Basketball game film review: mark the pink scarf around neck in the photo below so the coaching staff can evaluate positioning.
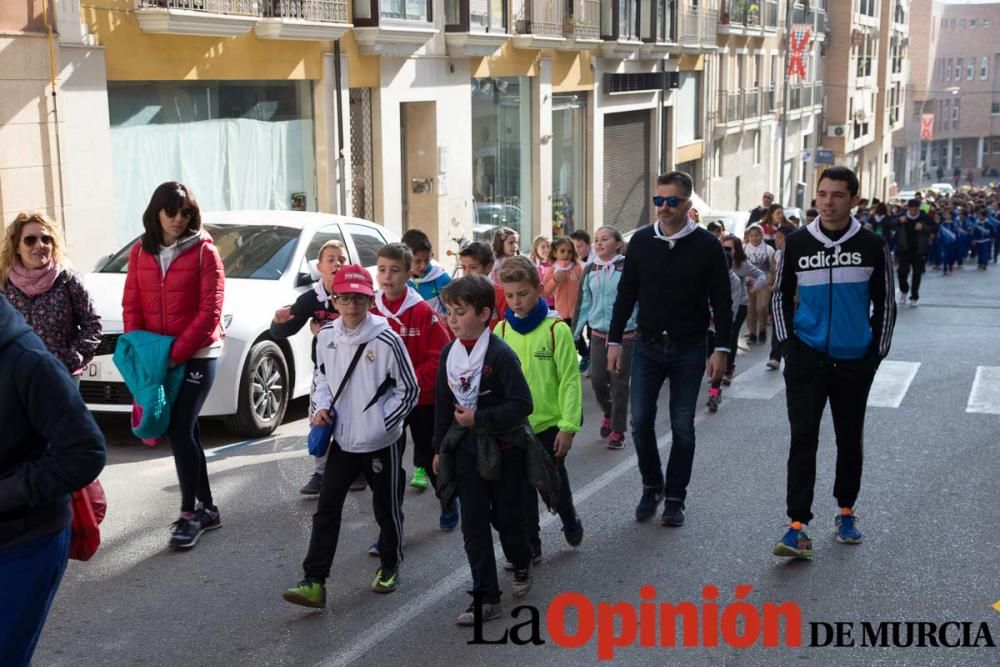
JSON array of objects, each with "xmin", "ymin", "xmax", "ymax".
[{"xmin": 8, "ymin": 259, "xmax": 60, "ymax": 297}]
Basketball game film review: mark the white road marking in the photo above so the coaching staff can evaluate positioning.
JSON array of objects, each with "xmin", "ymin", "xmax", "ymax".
[
  {"xmin": 867, "ymin": 360, "xmax": 921, "ymax": 408},
  {"xmin": 966, "ymin": 366, "xmax": 1000, "ymax": 414},
  {"xmin": 319, "ymin": 413, "xmax": 709, "ymax": 667},
  {"xmin": 725, "ymin": 361, "xmax": 786, "ymax": 400}
]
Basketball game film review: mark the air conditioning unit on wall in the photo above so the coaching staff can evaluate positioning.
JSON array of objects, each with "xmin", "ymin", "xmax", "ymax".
[{"xmin": 827, "ymin": 124, "xmax": 848, "ymax": 138}]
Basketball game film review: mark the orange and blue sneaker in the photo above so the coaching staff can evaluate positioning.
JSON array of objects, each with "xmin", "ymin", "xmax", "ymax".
[
  {"xmin": 772, "ymin": 521, "xmax": 813, "ymax": 559},
  {"xmin": 835, "ymin": 510, "xmax": 862, "ymax": 544}
]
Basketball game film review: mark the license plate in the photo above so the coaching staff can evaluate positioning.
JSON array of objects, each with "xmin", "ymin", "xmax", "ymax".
[{"xmin": 85, "ymin": 361, "xmax": 101, "ymax": 379}]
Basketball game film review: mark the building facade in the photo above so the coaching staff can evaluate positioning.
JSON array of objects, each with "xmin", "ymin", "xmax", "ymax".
[
  {"xmin": 2, "ymin": 1, "xmax": 911, "ymax": 271},
  {"xmin": 707, "ymin": 0, "xmax": 827, "ymax": 210},
  {"xmin": 897, "ymin": 0, "xmax": 1000, "ymax": 187},
  {"xmin": 0, "ymin": 0, "xmax": 117, "ymax": 270},
  {"xmin": 822, "ymin": 0, "xmax": 908, "ymax": 202}
]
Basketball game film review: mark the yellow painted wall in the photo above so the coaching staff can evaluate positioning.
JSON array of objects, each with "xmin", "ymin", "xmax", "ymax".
[
  {"xmin": 676, "ymin": 141, "xmax": 704, "ymax": 163},
  {"xmin": 552, "ymin": 51, "xmax": 594, "ymax": 93},
  {"xmin": 82, "ymin": 1, "xmax": 327, "ymax": 80},
  {"xmin": 471, "ymin": 42, "xmax": 538, "ymax": 79},
  {"xmin": 678, "ymin": 54, "xmax": 704, "ymax": 72},
  {"xmin": 341, "ymin": 32, "xmax": 379, "ymax": 89}
]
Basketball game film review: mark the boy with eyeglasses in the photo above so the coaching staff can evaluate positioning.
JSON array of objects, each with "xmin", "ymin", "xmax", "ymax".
[{"xmin": 282, "ymin": 265, "xmax": 418, "ymax": 608}]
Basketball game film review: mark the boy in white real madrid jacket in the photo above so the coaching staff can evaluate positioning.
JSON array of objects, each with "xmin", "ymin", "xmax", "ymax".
[{"xmin": 283, "ymin": 265, "xmax": 418, "ymax": 609}]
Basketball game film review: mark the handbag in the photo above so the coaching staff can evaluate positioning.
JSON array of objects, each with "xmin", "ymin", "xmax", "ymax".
[
  {"xmin": 307, "ymin": 343, "xmax": 367, "ymax": 458},
  {"xmin": 69, "ymin": 480, "xmax": 107, "ymax": 561}
]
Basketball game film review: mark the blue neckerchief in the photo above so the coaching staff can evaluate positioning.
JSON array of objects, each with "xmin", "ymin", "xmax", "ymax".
[{"xmin": 504, "ymin": 298, "xmax": 550, "ymax": 335}]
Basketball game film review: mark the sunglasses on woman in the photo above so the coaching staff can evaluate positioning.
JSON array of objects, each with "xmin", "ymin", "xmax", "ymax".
[
  {"xmin": 164, "ymin": 207, "xmax": 194, "ymax": 219},
  {"xmin": 652, "ymin": 195, "xmax": 688, "ymax": 208},
  {"xmin": 22, "ymin": 234, "xmax": 54, "ymax": 247}
]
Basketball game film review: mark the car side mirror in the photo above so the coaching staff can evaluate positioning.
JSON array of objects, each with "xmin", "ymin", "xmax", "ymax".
[{"xmin": 296, "ymin": 272, "xmax": 313, "ymax": 288}]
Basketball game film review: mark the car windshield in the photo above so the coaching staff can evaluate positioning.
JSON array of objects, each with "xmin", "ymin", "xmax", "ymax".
[{"xmin": 99, "ymin": 224, "xmax": 300, "ymax": 280}]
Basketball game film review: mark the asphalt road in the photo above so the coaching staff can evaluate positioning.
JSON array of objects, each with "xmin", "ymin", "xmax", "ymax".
[{"xmin": 35, "ymin": 261, "xmax": 1000, "ymax": 667}]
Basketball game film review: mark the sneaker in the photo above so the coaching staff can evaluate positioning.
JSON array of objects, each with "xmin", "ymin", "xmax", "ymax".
[
  {"xmin": 299, "ymin": 473, "xmax": 323, "ymax": 496},
  {"xmin": 194, "ymin": 504, "xmax": 222, "ymax": 532},
  {"xmin": 456, "ymin": 601, "xmax": 503, "ymax": 626},
  {"xmin": 721, "ymin": 372, "xmax": 733, "ymax": 387},
  {"xmin": 835, "ymin": 512, "xmax": 863, "ymax": 544},
  {"xmin": 409, "ymin": 467, "xmax": 429, "ymax": 490},
  {"xmin": 579, "ymin": 356, "xmax": 590, "ymax": 375},
  {"xmin": 350, "ymin": 474, "xmax": 367, "ymax": 492},
  {"xmin": 909, "ymin": 298, "xmax": 919, "ymax": 308},
  {"xmin": 898, "ymin": 291, "xmax": 908, "ymax": 305},
  {"xmin": 563, "ymin": 518, "xmax": 584, "ymax": 547},
  {"xmin": 772, "ymin": 523, "xmax": 814, "ymax": 559},
  {"xmin": 759, "ymin": 330, "xmax": 767, "ymax": 344},
  {"xmin": 607, "ymin": 432, "xmax": 625, "ymax": 450},
  {"xmin": 766, "ymin": 358, "xmax": 781, "ymax": 370},
  {"xmin": 504, "ymin": 547, "xmax": 542, "ymax": 572},
  {"xmin": 368, "ymin": 540, "xmax": 380, "ymax": 557},
  {"xmin": 168, "ymin": 515, "xmax": 204, "ymax": 549},
  {"xmin": 660, "ymin": 500, "xmax": 685, "ymax": 527},
  {"xmin": 747, "ymin": 334, "xmax": 758, "ymax": 345},
  {"xmin": 439, "ymin": 500, "xmax": 460, "ymax": 532},
  {"xmin": 282, "ymin": 579, "xmax": 326, "ymax": 608},
  {"xmin": 371, "ymin": 566, "xmax": 399, "ymax": 593},
  {"xmin": 706, "ymin": 388, "xmax": 721, "ymax": 413},
  {"xmin": 599, "ymin": 415, "xmax": 612, "ymax": 438},
  {"xmin": 635, "ymin": 487, "xmax": 664, "ymax": 523},
  {"xmin": 511, "ymin": 567, "xmax": 532, "ymax": 598}
]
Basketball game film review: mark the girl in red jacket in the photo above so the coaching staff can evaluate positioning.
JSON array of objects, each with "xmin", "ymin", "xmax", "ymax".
[{"xmin": 123, "ymin": 182, "xmax": 225, "ymax": 550}]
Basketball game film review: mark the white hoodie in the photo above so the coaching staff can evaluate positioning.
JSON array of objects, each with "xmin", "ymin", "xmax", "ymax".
[{"xmin": 311, "ymin": 314, "xmax": 419, "ymax": 454}]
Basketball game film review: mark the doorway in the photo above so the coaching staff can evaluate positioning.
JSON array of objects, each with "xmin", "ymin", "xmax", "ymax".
[{"xmin": 400, "ymin": 101, "xmax": 438, "ymax": 247}]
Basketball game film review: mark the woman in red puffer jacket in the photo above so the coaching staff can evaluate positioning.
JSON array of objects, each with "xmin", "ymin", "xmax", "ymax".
[{"xmin": 122, "ymin": 181, "xmax": 224, "ymax": 550}]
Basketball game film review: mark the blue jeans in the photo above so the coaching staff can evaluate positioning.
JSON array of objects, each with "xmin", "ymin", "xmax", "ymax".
[
  {"xmin": 0, "ymin": 526, "xmax": 71, "ymax": 666},
  {"xmin": 629, "ymin": 336, "xmax": 706, "ymax": 505}
]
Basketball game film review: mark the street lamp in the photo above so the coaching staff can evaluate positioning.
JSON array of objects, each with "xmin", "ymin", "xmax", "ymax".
[{"xmin": 917, "ymin": 86, "xmax": 959, "ymax": 187}]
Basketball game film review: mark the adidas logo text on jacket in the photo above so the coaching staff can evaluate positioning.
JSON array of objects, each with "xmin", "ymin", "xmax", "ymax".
[{"xmin": 772, "ymin": 219, "xmax": 896, "ymax": 360}]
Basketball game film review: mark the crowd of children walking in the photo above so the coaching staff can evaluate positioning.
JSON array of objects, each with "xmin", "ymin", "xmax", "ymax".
[{"xmin": 267, "ymin": 183, "xmax": 999, "ymax": 621}]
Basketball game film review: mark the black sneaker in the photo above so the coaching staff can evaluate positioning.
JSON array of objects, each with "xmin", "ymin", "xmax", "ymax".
[
  {"xmin": 661, "ymin": 501, "xmax": 685, "ymax": 527},
  {"xmin": 635, "ymin": 488, "xmax": 664, "ymax": 523},
  {"xmin": 300, "ymin": 473, "xmax": 323, "ymax": 496},
  {"xmin": 563, "ymin": 518, "xmax": 584, "ymax": 547},
  {"xmin": 758, "ymin": 331, "xmax": 767, "ymax": 344},
  {"xmin": 169, "ymin": 516, "xmax": 204, "ymax": 549},
  {"xmin": 194, "ymin": 505, "xmax": 222, "ymax": 531}
]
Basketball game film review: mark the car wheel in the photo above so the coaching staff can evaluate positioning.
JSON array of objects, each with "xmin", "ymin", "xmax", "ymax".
[{"xmin": 224, "ymin": 340, "xmax": 289, "ymax": 437}]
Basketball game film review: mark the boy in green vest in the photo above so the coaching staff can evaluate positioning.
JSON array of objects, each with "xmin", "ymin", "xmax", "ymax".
[{"xmin": 497, "ymin": 256, "xmax": 584, "ymax": 563}]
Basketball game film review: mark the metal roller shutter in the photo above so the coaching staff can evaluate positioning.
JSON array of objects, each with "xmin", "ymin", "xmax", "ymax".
[{"xmin": 603, "ymin": 110, "xmax": 651, "ymax": 234}]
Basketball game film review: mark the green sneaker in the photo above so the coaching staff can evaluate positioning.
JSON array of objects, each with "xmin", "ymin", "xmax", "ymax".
[
  {"xmin": 371, "ymin": 566, "xmax": 399, "ymax": 594},
  {"xmin": 282, "ymin": 579, "xmax": 326, "ymax": 608},
  {"xmin": 409, "ymin": 467, "xmax": 429, "ymax": 490}
]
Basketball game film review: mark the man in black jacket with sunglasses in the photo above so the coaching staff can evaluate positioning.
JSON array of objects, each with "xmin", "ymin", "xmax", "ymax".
[{"xmin": 608, "ymin": 171, "xmax": 732, "ymax": 528}]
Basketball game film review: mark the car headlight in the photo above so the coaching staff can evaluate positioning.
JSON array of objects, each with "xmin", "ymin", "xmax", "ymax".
[{"xmin": 223, "ymin": 314, "xmax": 233, "ymax": 329}]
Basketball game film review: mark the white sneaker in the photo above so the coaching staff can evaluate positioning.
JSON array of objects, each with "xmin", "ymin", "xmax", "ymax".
[
  {"xmin": 898, "ymin": 292, "xmax": 908, "ymax": 305},
  {"xmin": 909, "ymin": 298, "xmax": 919, "ymax": 308},
  {"xmin": 766, "ymin": 358, "xmax": 780, "ymax": 370}
]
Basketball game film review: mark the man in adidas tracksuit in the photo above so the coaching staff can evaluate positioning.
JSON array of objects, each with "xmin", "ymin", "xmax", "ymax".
[{"xmin": 771, "ymin": 167, "xmax": 896, "ymax": 559}]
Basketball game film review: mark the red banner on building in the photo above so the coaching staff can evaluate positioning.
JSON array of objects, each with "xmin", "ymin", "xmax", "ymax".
[
  {"xmin": 920, "ymin": 114, "xmax": 934, "ymax": 141},
  {"xmin": 788, "ymin": 25, "xmax": 813, "ymax": 80}
]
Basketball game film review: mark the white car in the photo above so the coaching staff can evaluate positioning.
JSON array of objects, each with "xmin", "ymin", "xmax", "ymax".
[
  {"xmin": 929, "ymin": 183, "xmax": 956, "ymax": 196},
  {"xmin": 81, "ymin": 211, "xmax": 400, "ymax": 437}
]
